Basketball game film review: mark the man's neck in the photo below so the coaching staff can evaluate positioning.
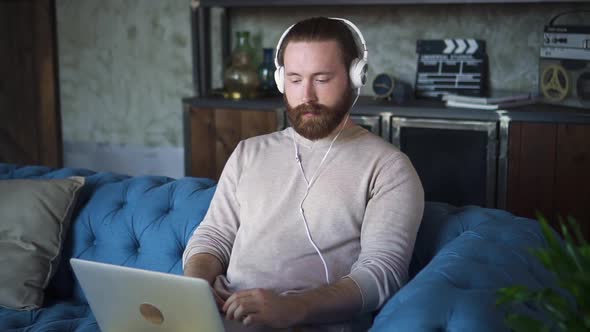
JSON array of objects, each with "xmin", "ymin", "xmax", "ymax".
[{"xmin": 341, "ymin": 116, "xmax": 355, "ymax": 130}]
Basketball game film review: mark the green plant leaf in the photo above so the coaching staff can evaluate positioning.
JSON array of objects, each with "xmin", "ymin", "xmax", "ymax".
[
  {"xmin": 532, "ymin": 249, "xmax": 552, "ymax": 269},
  {"xmin": 499, "ymin": 214, "xmax": 589, "ymax": 332},
  {"xmin": 559, "ymin": 221, "xmax": 586, "ymax": 273},
  {"xmin": 535, "ymin": 289, "xmax": 572, "ymax": 322},
  {"xmin": 536, "ymin": 214, "xmax": 561, "ymax": 246},
  {"xmin": 536, "ymin": 216, "xmax": 568, "ymax": 263},
  {"xmin": 496, "ymin": 286, "xmax": 535, "ymax": 305},
  {"xmin": 505, "ymin": 314, "xmax": 547, "ymax": 332},
  {"xmin": 567, "ymin": 216, "xmax": 587, "ymax": 246},
  {"xmin": 556, "ymin": 271, "xmax": 589, "ymax": 300}
]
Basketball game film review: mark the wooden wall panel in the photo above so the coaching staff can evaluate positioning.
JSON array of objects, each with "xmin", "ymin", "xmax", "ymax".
[
  {"xmin": 554, "ymin": 124, "xmax": 590, "ymax": 238},
  {"xmin": 35, "ymin": 0, "xmax": 62, "ymax": 167},
  {"xmin": 0, "ymin": 1, "xmax": 37, "ymax": 165},
  {"xmin": 0, "ymin": 0, "xmax": 61, "ymax": 167}
]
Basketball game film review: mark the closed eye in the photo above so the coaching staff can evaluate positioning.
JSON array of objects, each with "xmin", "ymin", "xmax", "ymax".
[{"xmin": 315, "ymin": 74, "xmax": 333, "ymax": 83}]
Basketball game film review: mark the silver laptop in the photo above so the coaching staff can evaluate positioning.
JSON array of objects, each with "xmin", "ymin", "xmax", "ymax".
[{"xmin": 70, "ymin": 258, "xmax": 224, "ymax": 332}]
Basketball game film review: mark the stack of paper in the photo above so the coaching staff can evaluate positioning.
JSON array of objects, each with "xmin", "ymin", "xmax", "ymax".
[{"xmin": 443, "ymin": 91, "xmax": 534, "ymax": 110}]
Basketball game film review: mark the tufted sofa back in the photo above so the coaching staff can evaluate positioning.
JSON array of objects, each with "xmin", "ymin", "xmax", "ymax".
[{"xmin": 0, "ymin": 164, "xmax": 216, "ymax": 304}]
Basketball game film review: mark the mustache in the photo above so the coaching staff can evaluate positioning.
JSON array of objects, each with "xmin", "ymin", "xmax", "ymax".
[{"xmin": 291, "ymin": 102, "xmax": 327, "ymax": 115}]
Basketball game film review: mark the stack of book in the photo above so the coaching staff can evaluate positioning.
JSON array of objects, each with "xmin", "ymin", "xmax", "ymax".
[{"xmin": 443, "ymin": 91, "xmax": 535, "ymax": 110}]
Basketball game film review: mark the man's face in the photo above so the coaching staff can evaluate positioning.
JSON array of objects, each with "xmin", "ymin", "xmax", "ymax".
[{"xmin": 283, "ymin": 40, "xmax": 352, "ymax": 140}]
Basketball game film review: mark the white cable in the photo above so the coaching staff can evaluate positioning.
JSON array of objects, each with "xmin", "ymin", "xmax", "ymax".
[
  {"xmin": 299, "ymin": 193, "xmax": 330, "ymax": 284},
  {"xmin": 292, "ymin": 116, "xmax": 347, "ymax": 284},
  {"xmin": 290, "ymin": 89, "xmax": 360, "ymax": 284}
]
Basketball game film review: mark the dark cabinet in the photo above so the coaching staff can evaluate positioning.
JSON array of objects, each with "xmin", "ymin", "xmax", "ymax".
[
  {"xmin": 390, "ymin": 117, "xmax": 498, "ymax": 208},
  {"xmin": 507, "ymin": 122, "xmax": 590, "ymax": 237}
]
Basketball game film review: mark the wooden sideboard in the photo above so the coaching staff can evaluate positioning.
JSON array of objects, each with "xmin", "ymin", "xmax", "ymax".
[
  {"xmin": 184, "ymin": 98, "xmax": 590, "ymax": 238},
  {"xmin": 184, "ymin": 106, "xmax": 281, "ymax": 180}
]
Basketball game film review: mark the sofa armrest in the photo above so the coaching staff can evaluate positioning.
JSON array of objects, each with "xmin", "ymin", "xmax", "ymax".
[{"xmin": 372, "ymin": 203, "xmax": 556, "ymax": 332}]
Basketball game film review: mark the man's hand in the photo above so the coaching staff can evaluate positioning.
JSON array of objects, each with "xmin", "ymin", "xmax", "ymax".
[
  {"xmin": 184, "ymin": 253, "xmax": 230, "ymax": 311},
  {"xmin": 222, "ymin": 288, "xmax": 306, "ymax": 328},
  {"xmin": 212, "ymin": 276, "xmax": 232, "ymax": 311},
  {"xmin": 211, "ymin": 287, "xmax": 226, "ymax": 311}
]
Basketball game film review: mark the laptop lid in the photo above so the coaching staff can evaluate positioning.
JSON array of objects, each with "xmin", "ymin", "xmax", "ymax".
[{"xmin": 70, "ymin": 258, "xmax": 224, "ymax": 332}]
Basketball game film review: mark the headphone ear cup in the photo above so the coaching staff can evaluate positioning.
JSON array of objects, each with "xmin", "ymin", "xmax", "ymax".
[
  {"xmin": 274, "ymin": 66, "xmax": 285, "ymax": 94},
  {"xmin": 349, "ymin": 58, "xmax": 368, "ymax": 89}
]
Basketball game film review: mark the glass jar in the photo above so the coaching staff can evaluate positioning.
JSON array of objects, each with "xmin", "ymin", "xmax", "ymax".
[
  {"xmin": 258, "ymin": 48, "xmax": 278, "ymax": 97},
  {"xmin": 223, "ymin": 31, "xmax": 259, "ymax": 100}
]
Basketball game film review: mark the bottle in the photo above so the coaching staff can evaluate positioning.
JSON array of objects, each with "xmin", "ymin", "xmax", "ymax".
[
  {"xmin": 258, "ymin": 48, "xmax": 278, "ymax": 97},
  {"xmin": 223, "ymin": 31, "xmax": 259, "ymax": 100}
]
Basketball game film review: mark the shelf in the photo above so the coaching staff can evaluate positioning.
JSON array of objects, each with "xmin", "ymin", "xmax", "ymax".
[
  {"xmin": 183, "ymin": 96, "xmax": 284, "ymax": 111},
  {"xmin": 182, "ymin": 96, "xmax": 590, "ymax": 124},
  {"xmin": 197, "ymin": 0, "xmax": 587, "ymax": 8}
]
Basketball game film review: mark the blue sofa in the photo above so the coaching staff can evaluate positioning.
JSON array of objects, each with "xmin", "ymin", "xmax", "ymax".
[{"xmin": 0, "ymin": 163, "xmax": 555, "ymax": 331}]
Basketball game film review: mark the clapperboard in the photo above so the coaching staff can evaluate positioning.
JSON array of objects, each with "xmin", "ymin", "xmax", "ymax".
[{"xmin": 415, "ymin": 39, "xmax": 488, "ymax": 98}]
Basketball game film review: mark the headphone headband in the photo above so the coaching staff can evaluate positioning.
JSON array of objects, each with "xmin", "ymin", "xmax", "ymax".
[
  {"xmin": 273, "ymin": 17, "xmax": 368, "ymax": 69},
  {"xmin": 273, "ymin": 17, "xmax": 369, "ymax": 93},
  {"xmin": 274, "ymin": 22, "xmax": 296, "ymax": 69}
]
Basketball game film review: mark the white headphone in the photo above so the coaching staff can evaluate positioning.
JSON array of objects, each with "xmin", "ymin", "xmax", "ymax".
[{"xmin": 273, "ymin": 17, "xmax": 369, "ymax": 94}]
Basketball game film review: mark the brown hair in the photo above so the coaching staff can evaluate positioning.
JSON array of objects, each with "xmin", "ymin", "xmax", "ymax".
[{"xmin": 277, "ymin": 17, "xmax": 360, "ymax": 70}]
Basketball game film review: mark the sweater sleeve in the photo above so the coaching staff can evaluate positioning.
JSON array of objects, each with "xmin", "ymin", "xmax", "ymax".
[
  {"xmin": 345, "ymin": 152, "xmax": 424, "ymax": 312},
  {"xmin": 182, "ymin": 142, "xmax": 243, "ymax": 271}
]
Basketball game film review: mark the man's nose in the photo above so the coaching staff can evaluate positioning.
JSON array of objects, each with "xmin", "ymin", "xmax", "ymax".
[{"xmin": 302, "ymin": 80, "xmax": 317, "ymax": 103}]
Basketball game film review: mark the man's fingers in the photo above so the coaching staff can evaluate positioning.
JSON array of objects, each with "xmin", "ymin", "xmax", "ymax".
[
  {"xmin": 213, "ymin": 278, "xmax": 232, "ymax": 300},
  {"xmin": 233, "ymin": 300, "xmax": 258, "ymax": 321},
  {"xmin": 225, "ymin": 296, "xmax": 255, "ymax": 320},
  {"xmin": 220, "ymin": 288, "xmax": 274, "ymax": 324},
  {"xmin": 210, "ymin": 287, "xmax": 225, "ymax": 310},
  {"xmin": 222, "ymin": 293, "xmax": 237, "ymax": 313},
  {"xmin": 242, "ymin": 313, "xmax": 261, "ymax": 326},
  {"xmin": 222, "ymin": 290, "xmax": 254, "ymax": 312},
  {"xmin": 230, "ymin": 301, "xmax": 257, "ymax": 320},
  {"xmin": 224, "ymin": 298, "xmax": 239, "ymax": 319},
  {"xmin": 213, "ymin": 292, "xmax": 225, "ymax": 310},
  {"xmin": 224, "ymin": 295, "xmax": 260, "ymax": 321}
]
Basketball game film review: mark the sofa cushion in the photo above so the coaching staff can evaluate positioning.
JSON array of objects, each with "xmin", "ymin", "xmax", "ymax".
[
  {"xmin": 0, "ymin": 164, "xmax": 140, "ymax": 300},
  {"xmin": 0, "ymin": 177, "xmax": 85, "ymax": 310},
  {"xmin": 0, "ymin": 300, "xmax": 98, "ymax": 332}
]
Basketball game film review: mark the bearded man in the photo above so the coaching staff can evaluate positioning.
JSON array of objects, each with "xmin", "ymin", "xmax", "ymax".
[{"xmin": 183, "ymin": 17, "xmax": 424, "ymax": 332}]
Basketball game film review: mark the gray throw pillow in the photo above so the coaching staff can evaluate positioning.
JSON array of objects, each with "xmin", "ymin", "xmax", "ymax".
[{"xmin": 0, "ymin": 177, "xmax": 85, "ymax": 310}]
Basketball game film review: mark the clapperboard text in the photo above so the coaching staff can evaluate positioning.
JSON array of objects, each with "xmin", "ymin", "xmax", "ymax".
[{"xmin": 415, "ymin": 39, "xmax": 488, "ymax": 97}]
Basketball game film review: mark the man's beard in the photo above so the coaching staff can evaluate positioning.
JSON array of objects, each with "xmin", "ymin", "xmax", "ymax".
[{"xmin": 285, "ymin": 90, "xmax": 353, "ymax": 141}]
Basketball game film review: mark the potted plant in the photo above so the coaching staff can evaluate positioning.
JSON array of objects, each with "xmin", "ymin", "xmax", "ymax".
[{"xmin": 496, "ymin": 216, "xmax": 589, "ymax": 331}]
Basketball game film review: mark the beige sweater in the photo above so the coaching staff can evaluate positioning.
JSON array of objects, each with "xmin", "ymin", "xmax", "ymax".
[{"xmin": 183, "ymin": 126, "xmax": 424, "ymax": 331}]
